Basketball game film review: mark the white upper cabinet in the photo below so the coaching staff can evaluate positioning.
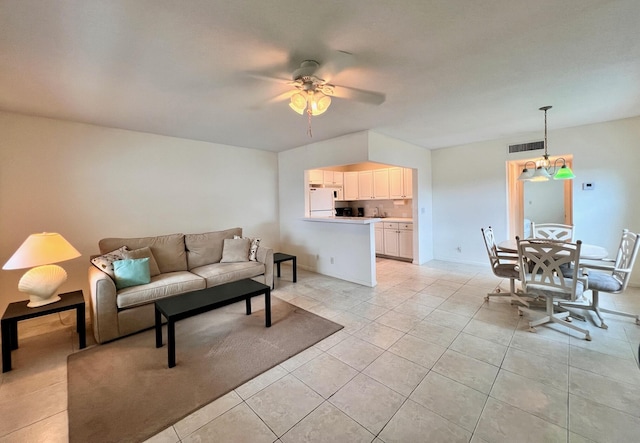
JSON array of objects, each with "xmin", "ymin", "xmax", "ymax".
[
  {"xmin": 373, "ymin": 169, "xmax": 390, "ymax": 199},
  {"xmin": 323, "ymin": 170, "xmax": 343, "ymax": 186},
  {"xmin": 343, "ymin": 172, "xmax": 359, "ymax": 200},
  {"xmin": 358, "ymin": 171, "xmax": 373, "ymax": 199},
  {"xmin": 309, "ymin": 169, "xmax": 324, "ymax": 185},
  {"xmin": 389, "ymin": 167, "xmax": 412, "ymax": 199}
]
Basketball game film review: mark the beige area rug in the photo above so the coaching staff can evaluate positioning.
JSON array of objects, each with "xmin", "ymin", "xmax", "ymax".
[{"xmin": 67, "ymin": 298, "xmax": 342, "ymax": 443}]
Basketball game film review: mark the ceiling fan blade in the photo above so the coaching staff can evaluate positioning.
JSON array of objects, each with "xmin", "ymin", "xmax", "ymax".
[
  {"xmin": 316, "ymin": 50, "xmax": 355, "ymax": 81},
  {"xmin": 329, "ymin": 84, "xmax": 386, "ymax": 105},
  {"xmin": 245, "ymin": 72, "xmax": 292, "ymax": 84},
  {"xmin": 266, "ymin": 90, "xmax": 296, "ymax": 104}
]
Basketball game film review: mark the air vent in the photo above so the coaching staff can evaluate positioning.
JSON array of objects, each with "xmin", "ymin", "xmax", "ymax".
[{"xmin": 508, "ymin": 140, "xmax": 544, "ymax": 154}]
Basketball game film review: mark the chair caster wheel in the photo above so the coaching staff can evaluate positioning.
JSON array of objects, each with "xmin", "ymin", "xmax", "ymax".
[
  {"xmin": 528, "ymin": 327, "xmax": 536, "ymax": 333},
  {"xmin": 600, "ymin": 322, "xmax": 608, "ymax": 329},
  {"xmin": 565, "ymin": 317, "xmax": 572, "ymax": 322},
  {"xmin": 484, "ymin": 296, "xmax": 489, "ymax": 302},
  {"xmin": 585, "ymin": 333, "xmax": 592, "ymax": 341},
  {"xmin": 635, "ymin": 318, "xmax": 640, "ymax": 325}
]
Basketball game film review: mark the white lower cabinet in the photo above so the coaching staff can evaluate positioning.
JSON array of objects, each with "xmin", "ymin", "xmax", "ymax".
[
  {"xmin": 374, "ymin": 223, "xmax": 384, "ymax": 254},
  {"xmin": 378, "ymin": 222, "xmax": 413, "ymax": 259}
]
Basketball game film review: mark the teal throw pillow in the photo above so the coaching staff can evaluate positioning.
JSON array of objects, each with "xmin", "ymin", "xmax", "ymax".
[{"xmin": 113, "ymin": 258, "xmax": 151, "ymax": 290}]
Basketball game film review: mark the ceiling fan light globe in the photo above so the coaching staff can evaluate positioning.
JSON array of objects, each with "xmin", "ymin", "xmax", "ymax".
[
  {"xmin": 310, "ymin": 92, "xmax": 331, "ymax": 116},
  {"xmin": 289, "ymin": 93, "xmax": 307, "ymax": 115}
]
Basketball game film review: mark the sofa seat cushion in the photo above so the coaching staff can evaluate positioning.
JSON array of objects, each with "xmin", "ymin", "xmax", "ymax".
[
  {"xmin": 116, "ymin": 271, "xmax": 206, "ymax": 309},
  {"xmin": 191, "ymin": 262, "xmax": 265, "ymax": 287}
]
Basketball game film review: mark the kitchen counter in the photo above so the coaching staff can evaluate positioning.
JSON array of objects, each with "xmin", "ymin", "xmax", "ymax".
[
  {"xmin": 303, "ymin": 216, "xmax": 382, "ymax": 225},
  {"xmin": 303, "ymin": 216, "xmax": 413, "ymax": 225},
  {"xmin": 376, "ymin": 217, "xmax": 413, "ymax": 223}
]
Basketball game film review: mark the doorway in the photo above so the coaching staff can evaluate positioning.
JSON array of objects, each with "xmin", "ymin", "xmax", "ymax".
[{"xmin": 506, "ymin": 156, "xmax": 573, "ymax": 239}]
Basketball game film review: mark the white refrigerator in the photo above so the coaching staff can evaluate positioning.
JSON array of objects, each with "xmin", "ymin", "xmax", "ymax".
[{"xmin": 309, "ymin": 188, "xmax": 335, "ymax": 218}]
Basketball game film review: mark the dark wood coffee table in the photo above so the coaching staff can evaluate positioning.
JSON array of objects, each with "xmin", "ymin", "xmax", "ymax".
[
  {"xmin": 154, "ymin": 278, "xmax": 271, "ymax": 368},
  {"xmin": 2, "ymin": 290, "xmax": 86, "ymax": 372}
]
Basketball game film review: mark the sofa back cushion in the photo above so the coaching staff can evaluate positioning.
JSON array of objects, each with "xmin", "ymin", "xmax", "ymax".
[
  {"xmin": 99, "ymin": 233, "xmax": 187, "ymax": 273},
  {"xmin": 185, "ymin": 227, "xmax": 242, "ymax": 270}
]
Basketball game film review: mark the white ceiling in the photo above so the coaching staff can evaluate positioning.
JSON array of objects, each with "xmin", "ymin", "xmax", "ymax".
[{"xmin": 1, "ymin": 0, "xmax": 639, "ymax": 152}]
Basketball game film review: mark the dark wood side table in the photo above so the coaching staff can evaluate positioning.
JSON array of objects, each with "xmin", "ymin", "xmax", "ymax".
[
  {"xmin": 273, "ymin": 253, "xmax": 297, "ymax": 289},
  {"xmin": 1, "ymin": 290, "xmax": 86, "ymax": 372}
]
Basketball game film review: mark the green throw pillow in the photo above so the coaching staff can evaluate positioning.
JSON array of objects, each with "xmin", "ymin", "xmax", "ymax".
[{"xmin": 113, "ymin": 258, "xmax": 151, "ymax": 290}]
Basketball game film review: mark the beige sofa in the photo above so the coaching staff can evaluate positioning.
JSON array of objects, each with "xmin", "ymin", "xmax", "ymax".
[{"xmin": 88, "ymin": 227, "xmax": 273, "ymax": 343}]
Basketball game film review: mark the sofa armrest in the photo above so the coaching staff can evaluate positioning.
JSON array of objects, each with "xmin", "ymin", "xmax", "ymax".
[
  {"xmin": 88, "ymin": 266, "xmax": 120, "ymax": 344},
  {"xmin": 256, "ymin": 246, "xmax": 274, "ymax": 289}
]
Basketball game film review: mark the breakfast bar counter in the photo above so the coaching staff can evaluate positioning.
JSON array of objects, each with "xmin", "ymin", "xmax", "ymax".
[{"xmin": 303, "ymin": 216, "xmax": 382, "ymax": 225}]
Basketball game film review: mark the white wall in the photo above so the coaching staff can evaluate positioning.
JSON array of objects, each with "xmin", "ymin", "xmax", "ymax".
[
  {"xmin": 432, "ymin": 116, "xmax": 640, "ymax": 285},
  {"xmin": 278, "ymin": 131, "xmax": 433, "ymax": 287},
  {"xmin": 0, "ymin": 112, "xmax": 280, "ymax": 314}
]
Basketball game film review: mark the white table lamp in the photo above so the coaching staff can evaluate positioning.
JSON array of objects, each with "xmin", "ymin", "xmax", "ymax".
[{"xmin": 2, "ymin": 232, "xmax": 81, "ymax": 307}]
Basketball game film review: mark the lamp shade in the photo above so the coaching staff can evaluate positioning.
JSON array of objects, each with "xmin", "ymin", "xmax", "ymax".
[
  {"xmin": 3, "ymin": 232, "xmax": 81, "ymax": 270},
  {"xmin": 530, "ymin": 167, "xmax": 552, "ymax": 182},
  {"xmin": 553, "ymin": 165, "xmax": 575, "ymax": 180}
]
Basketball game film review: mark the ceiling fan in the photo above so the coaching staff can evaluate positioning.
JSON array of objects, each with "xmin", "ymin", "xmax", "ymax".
[{"xmin": 250, "ymin": 52, "xmax": 386, "ymax": 136}]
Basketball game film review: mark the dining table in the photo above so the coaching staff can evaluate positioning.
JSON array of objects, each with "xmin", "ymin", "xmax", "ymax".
[{"xmin": 497, "ymin": 239, "xmax": 609, "ymax": 260}]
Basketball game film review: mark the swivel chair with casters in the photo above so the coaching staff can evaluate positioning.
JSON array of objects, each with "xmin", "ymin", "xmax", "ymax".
[
  {"xmin": 481, "ymin": 226, "xmax": 528, "ymax": 307},
  {"xmin": 531, "ymin": 222, "xmax": 574, "ymax": 242},
  {"xmin": 517, "ymin": 237, "xmax": 591, "ymax": 341},
  {"xmin": 560, "ymin": 229, "xmax": 639, "ymax": 329}
]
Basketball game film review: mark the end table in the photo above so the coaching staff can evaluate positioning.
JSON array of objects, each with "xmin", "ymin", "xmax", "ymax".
[{"xmin": 2, "ymin": 290, "xmax": 86, "ymax": 372}]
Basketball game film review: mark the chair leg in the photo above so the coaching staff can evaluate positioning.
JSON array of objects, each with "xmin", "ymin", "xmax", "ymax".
[
  {"xmin": 519, "ymin": 296, "xmax": 591, "ymax": 341},
  {"xmin": 485, "ymin": 279, "xmax": 530, "ymax": 307},
  {"xmin": 599, "ymin": 306, "xmax": 640, "ymax": 325}
]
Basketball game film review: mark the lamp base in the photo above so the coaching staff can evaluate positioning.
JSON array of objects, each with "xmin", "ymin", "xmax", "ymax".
[
  {"xmin": 18, "ymin": 264, "xmax": 68, "ymax": 309},
  {"xmin": 27, "ymin": 294, "xmax": 61, "ymax": 308}
]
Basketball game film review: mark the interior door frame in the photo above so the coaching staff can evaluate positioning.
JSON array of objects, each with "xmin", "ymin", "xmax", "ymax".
[{"xmin": 507, "ymin": 156, "xmax": 573, "ymax": 240}]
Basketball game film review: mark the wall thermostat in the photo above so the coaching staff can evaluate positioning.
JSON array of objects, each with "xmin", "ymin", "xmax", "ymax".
[{"xmin": 582, "ymin": 182, "xmax": 594, "ymax": 190}]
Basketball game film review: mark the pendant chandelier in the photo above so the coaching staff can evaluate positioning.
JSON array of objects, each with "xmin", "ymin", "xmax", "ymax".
[{"xmin": 518, "ymin": 106, "xmax": 575, "ymax": 182}]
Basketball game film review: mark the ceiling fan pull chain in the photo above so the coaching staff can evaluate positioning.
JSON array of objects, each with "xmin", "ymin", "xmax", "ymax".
[{"xmin": 307, "ymin": 110, "xmax": 313, "ymax": 137}]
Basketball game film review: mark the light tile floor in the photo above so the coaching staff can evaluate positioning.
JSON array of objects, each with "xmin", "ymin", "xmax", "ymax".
[{"xmin": 1, "ymin": 258, "xmax": 639, "ymax": 442}]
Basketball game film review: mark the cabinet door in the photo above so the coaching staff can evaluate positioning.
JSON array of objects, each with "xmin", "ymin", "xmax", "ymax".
[
  {"xmin": 373, "ymin": 169, "xmax": 389, "ymax": 199},
  {"xmin": 358, "ymin": 171, "xmax": 373, "ymax": 199},
  {"xmin": 389, "ymin": 167, "xmax": 403, "ymax": 199},
  {"xmin": 343, "ymin": 172, "xmax": 359, "ymax": 200},
  {"xmin": 309, "ymin": 169, "xmax": 324, "ymax": 185},
  {"xmin": 383, "ymin": 227, "xmax": 399, "ymax": 256},
  {"xmin": 403, "ymin": 168, "xmax": 413, "ymax": 198},
  {"xmin": 323, "ymin": 170, "xmax": 334, "ymax": 185},
  {"xmin": 398, "ymin": 228, "xmax": 413, "ymax": 259},
  {"xmin": 333, "ymin": 171, "xmax": 344, "ymax": 185},
  {"xmin": 375, "ymin": 225, "xmax": 384, "ymax": 254}
]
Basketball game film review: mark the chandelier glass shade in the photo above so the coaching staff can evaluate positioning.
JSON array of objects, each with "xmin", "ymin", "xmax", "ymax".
[{"xmin": 518, "ymin": 106, "xmax": 575, "ymax": 182}]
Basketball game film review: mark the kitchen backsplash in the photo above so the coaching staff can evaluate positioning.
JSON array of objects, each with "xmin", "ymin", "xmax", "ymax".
[{"xmin": 335, "ymin": 200, "xmax": 413, "ymax": 218}]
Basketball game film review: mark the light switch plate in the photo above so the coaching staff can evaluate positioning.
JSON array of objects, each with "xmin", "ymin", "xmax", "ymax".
[{"xmin": 582, "ymin": 182, "xmax": 595, "ymax": 190}]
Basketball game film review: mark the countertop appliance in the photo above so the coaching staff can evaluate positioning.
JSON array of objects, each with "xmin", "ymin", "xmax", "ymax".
[
  {"xmin": 357, "ymin": 207, "xmax": 364, "ymax": 217},
  {"xmin": 309, "ymin": 188, "xmax": 335, "ymax": 218},
  {"xmin": 343, "ymin": 207, "xmax": 353, "ymax": 216}
]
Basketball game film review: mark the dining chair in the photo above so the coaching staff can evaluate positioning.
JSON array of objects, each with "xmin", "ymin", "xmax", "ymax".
[
  {"xmin": 481, "ymin": 226, "xmax": 529, "ymax": 307},
  {"xmin": 516, "ymin": 237, "xmax": 591, "ymax": 340},
  {"xmin": 531, "ymin": 222, "xmax": 575, "ymax": 241},
  {"xmin": 559, "ymin": 229, "xmax": 639, "ymax": 329}
]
